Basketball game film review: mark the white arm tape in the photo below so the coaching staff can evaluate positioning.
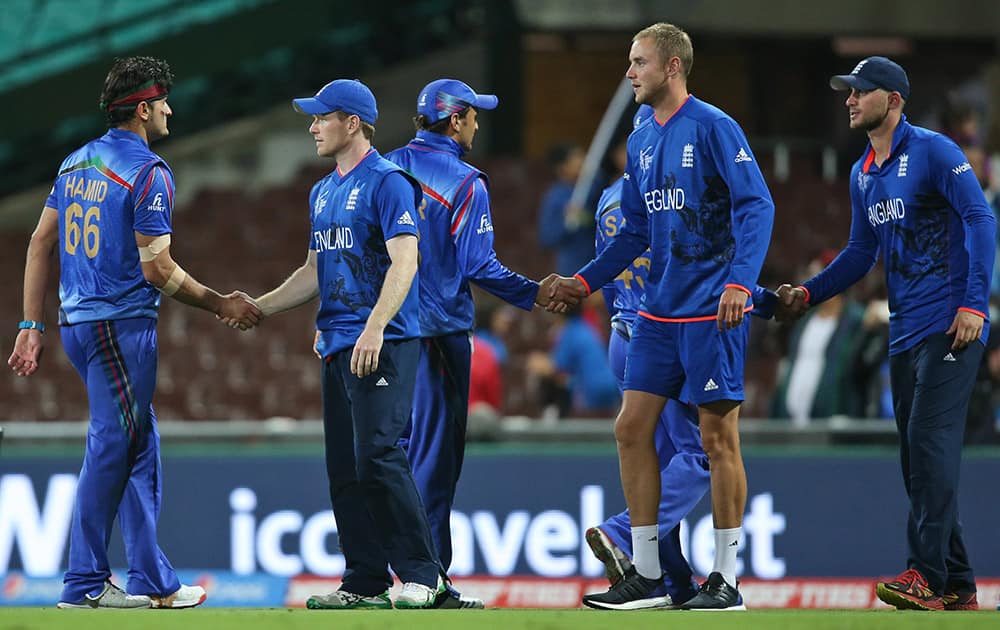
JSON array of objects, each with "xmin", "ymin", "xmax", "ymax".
[
  {"xmin": 138, "ymin": 234, "xmax": 171, "ymax": 262},
  {"xmin": 159, "ymin": 265, "xmax": 187, "ymax": 297}
]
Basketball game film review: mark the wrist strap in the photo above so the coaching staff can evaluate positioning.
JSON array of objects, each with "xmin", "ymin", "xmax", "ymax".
[{"xmin": 18, "ymin": 320, "xmax": 45, "ymax": 333}]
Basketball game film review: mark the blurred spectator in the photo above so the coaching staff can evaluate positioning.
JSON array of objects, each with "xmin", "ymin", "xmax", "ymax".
[
  {"xmin": 848, "ymin": 298, "xmax": 894, "ymax": 419},
  {"xmin": 474, "ymin": 299, "xmax": 515, "ymax": 365},
  {"xmin": 967, "ymin": 314, "xmax": 1000, "ymax": 444},
  {"xmin": 469, "ymin": 335, "xmax": 502, "ymax": 413},
  {"xmin": 537, "ymin": 143, "xmax": 601, "ymax": 276},
  {"xmin": 772, "ymin": 250, "xmax": 865, "ymax": 425},
  {"xmin": 526, "ymin": 309, "xmax": 620, "ymax": 418}
]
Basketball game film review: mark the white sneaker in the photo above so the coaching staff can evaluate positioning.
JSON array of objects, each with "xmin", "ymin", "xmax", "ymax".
[
  {"xmin": 395, "ymin": 576, "xmax": 445, "ymax": 609},
  {"xmin": 57, "ymin": 581, "xmax": 152, "ymax": 609},
  {"xmin": 150, "ymin": 584, "xmax": 207, "ymax": 609}
]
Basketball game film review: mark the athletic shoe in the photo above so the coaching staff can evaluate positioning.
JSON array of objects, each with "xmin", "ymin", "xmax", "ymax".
[
  {"xmin": 585, "ymin": 526, "xmax": 633, "ymax": 586},
  {"xmin": 306, "ymin": 589, "xmax": 392, "ymax": 610},
  {"xmin": 875, "ymin": 568, "xmax": 944, "ymax": 611},
  {"xmin": 395, "ymin": 576, "xmax": 446, "ymax": 609},
  {"xmin": 678, "ymin": 572, "xmax": 746, "ymax": 611},
  {"xmin": 432, "ymin": 583, "xmax": 485, "ymax": 609},
  {"xmin": 942, "ymin": 590, "xmax": 978, "ymax": 611},
  {"xmin": 150, "ymin": 584, "xmax": 207, "ymax": 609},
  {"xmin": 57, "ymin": 581, "xmax": 151, "ymax": 609},
  {"xmin": 582, "ymin": 566, "xmax": 671, "ymax": 610}
]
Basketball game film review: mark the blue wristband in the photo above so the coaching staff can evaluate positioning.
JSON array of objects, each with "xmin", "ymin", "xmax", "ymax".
[{"xmin": 18, "ymin": 320, "xmax": 45, "ymax": 333}]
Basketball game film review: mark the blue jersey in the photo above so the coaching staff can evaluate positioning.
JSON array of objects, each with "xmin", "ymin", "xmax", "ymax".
[
  {"xmin": 385, "ymin": 131, "xmax": 537, "ymax": 337},
  {"xmin": 578, "ymin": 96, "xmax": 774, "ymax": 321},
  {"xmin": 596, "ymin": 175, "xmax": 778, "ymax": 327},
  {"xmin": 311, "ymin": 149, "xmax": 423, "ymax": 357},
  {"xmin": 802, "ymin": 117, "xmax": 996, "ymax": 354},
  {"xmin": 46, "ymin": 128, "xmax": 174, "ymax": 325}
]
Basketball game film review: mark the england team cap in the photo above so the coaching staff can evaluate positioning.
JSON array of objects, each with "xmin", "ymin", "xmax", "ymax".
[
  {"xmin": 292, "ymin": 79, "xmax": 378, "ymax": 125},
  {"xmin": 416, "ymin": 79, "xmax": 498, "ymax": 123},
  {"xmin": 830, "ymin": 56, "xmax": 910, "ymax": 100},
  {"xmin": 633, "ymin": 104, "xmax": 655, "ymax": 130}
]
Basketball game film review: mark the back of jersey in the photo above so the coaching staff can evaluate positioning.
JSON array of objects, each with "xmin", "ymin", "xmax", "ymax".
[{"xmin": 49, "ymin": 128, "xmax": 172, "ymax": 324}]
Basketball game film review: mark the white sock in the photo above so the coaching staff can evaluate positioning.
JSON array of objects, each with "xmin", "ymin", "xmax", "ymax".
[
  {"xmin": 713, "ymin": 527, "xmax": 741, "ymax": 588},
  {"xmin": 631, "ymin": 525, "xmax": 660, "ymax": 579}
]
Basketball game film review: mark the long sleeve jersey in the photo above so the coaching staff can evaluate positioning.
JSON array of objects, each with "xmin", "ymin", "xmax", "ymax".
[
  {"xmin": 595, "ymin": 175, "xmax": 778, "ymax": 329},
  {"xmin": 577, "ymin": 95, "xmax": 774, "ymax": 322},
  {"xmin": 386, "ymin": 131, "xmax": 538, "ymax": 337},
  {"xmin": 801, "ymin": 117, "xmax": 995, "ymax": 355}
]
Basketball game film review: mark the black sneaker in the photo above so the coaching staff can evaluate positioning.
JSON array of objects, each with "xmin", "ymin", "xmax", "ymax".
[
  {"xmin": 582, "ymin": 567, "xmax": 670, "ymax": 610},
  {"xmin": 679, "ymin": 572, "xmax": 746, "ymax": 611},
  {"xmin": 432, "ymin": 583, "xmax": 485, "ymax": 609}
]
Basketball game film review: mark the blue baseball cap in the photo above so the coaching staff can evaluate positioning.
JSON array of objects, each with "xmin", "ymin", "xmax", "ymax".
[
  {"xmin": 417, "ymin": 79, "xmax": 498, "ymax": 123},
  {"xmin": 633, "ymin": 104, "xmax": 655, "ymax": 130},
  {"xmin": 292, "ymin": 79, "xmax": 378, "ymax": 125},
  {"xmin": 830, "ymin": 56, "xmax": 910, "ymax": 100}
]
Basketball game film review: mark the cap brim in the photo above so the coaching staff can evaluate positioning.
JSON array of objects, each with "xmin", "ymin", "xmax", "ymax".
[
  {"xmin": 292, "ymin": 97, "xmax": 330, "ymax": 115},
  {"xmin": 473, "ymin": 94, "xmax": 499, "ymax": 111},
  {"xmin": 829, "ymin": 74, "xmax": 879, "ymax": 92}
]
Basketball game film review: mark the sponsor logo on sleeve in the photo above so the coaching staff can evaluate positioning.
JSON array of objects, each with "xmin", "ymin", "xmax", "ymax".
[
  {"xmin": 476, "ymin": 214, "xmax": 494, "ymax": 235},
  {"xmin": 734, "ymin": 147, "xmax": 753, "ymax": 163},
  {"xmin": 146, "ymin": 193, "xmax": 166, "ymax": 212},
  {"xmin": 952, "ymin": 162, "xmax": 972, "ymax": 175},
  {"xmin": 397, "ymin": 211, "xmax": 415, "ymax": 226}
]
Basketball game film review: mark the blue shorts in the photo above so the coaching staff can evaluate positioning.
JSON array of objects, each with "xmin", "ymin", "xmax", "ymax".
[{"xmin": 623, "ymin": 315, "xmax": 748, "ymax": 405}]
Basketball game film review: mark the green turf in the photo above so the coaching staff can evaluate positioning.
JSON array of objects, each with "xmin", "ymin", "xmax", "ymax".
[{"xmin": 0, "ymin": 608, "xmax": 996, "ymax": 630}]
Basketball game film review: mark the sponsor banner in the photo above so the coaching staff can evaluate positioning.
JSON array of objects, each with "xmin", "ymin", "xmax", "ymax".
[
  {"xmin": 2, "ymin": 453, "xmax": 999, "ymax": 581},
  {"xmin": 286, "ymin": 576, "xmax": 1000, "ymax": 609}
]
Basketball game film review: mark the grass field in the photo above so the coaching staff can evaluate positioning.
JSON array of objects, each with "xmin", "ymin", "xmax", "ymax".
[{"xmin": 1, "ymin": 608, "xmax": 997, "ymax": 630}]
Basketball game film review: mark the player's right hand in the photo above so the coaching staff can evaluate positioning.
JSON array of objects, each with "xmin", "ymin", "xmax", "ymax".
[
  {"xmin": 545, "ymin": 275, "xmax": 588, "ymax": 313},
  {"xmin": 219, "ymin": 292, "xmax": 263, "ymax": 330},
  {"xmin": 775, "ymin": 284, "xmax": 808, "ymax": 321}
]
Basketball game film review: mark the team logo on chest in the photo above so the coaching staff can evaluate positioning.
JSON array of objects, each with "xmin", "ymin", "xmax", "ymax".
[
  {"xmin": 681, "ymin": 144, "xmax": 694, "ymax": 168},
  {"xmin": 345, "ymin": 186, "xmax": 361, "ymax": 210},
  {"xmin": 896, "ymin": 154, "xmax": 908, "ymax": 177}
]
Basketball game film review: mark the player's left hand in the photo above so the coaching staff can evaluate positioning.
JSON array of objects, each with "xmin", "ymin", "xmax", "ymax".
[
  {"xmin": 946, "ymin": 309, "xmax": 984, "ymax": 350},
  {"xmin": 717, "ymin": 286, "xmax": 749, "ymax": 331},
  {"xmin": 351, "ymin": 325, "xmax": 383, "ymax": 377},
  {"xmin": 8, "ymin": 329, "xmax": 44, "ymax": 377}
]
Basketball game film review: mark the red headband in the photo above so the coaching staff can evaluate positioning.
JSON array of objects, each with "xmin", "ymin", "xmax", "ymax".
[{"xmin": 104, "ymin": 81, "xmax": 168, "ymax": 111}]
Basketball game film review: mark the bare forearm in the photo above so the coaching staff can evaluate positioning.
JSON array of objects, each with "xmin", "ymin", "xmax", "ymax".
[
  {"xmin": 256, "ymin": 263, "xmax": 319, "ymax": 316},
  {"xmin": 367, "ymin": 258, "xmax": 416, "ymax": 330},
  {"xmin": 21, "ymin": 237, "xmax": 54, "ymax": 321},
  {"xmin": 166, "ymin": 271, "xmax": 226, "ymax": 314}
]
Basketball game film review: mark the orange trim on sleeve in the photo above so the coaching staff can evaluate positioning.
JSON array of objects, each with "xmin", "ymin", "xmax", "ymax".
[
  {"xmin": 638, "ymin": 306, "xmax": 754, "ymax": 323},
  {"xmin": 797, "ymin": 285, "xmax": 811, "ymax": 305},
  {"xmin": 724, "ymin": 283, "xmax": 752, "ymax": 297},
  {"xmin": 958, "ymin": 307, "xmax": 987, "ymax": 319},
  {"xmin": 573, "ymin": 274, "xmax": 592, "ymax": 296}
]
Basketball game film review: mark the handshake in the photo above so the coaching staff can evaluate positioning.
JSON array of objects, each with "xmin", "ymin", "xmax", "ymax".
[
  {"xmin": 217, "ymin": 291, "xmax": 263, "ymax": 331},
  {"xmin": 774, "ymin": 284, "xmax": 809, "ymax": 322}
]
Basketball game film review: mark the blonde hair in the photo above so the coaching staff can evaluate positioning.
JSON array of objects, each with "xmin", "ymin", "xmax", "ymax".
[
  {"xmin": 334, "ymin": 111, "xmax": 375, "ymax": 141},
  {"xmin": 634, "ymin": 22, "xmax": 694, "ymax": 78}
]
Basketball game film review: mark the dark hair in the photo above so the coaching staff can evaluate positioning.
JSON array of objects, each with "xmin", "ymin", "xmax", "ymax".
[
  {"xmin": 100, "ymin": 56, "xmax": 174, "ymax": 127},
  {"xmin": 546, "ymin": 142, "xmax": 578, "ymax": 169},
  {"xmin": 413, "ymin": 106, "xmax": 473, "ymax": 133}
]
